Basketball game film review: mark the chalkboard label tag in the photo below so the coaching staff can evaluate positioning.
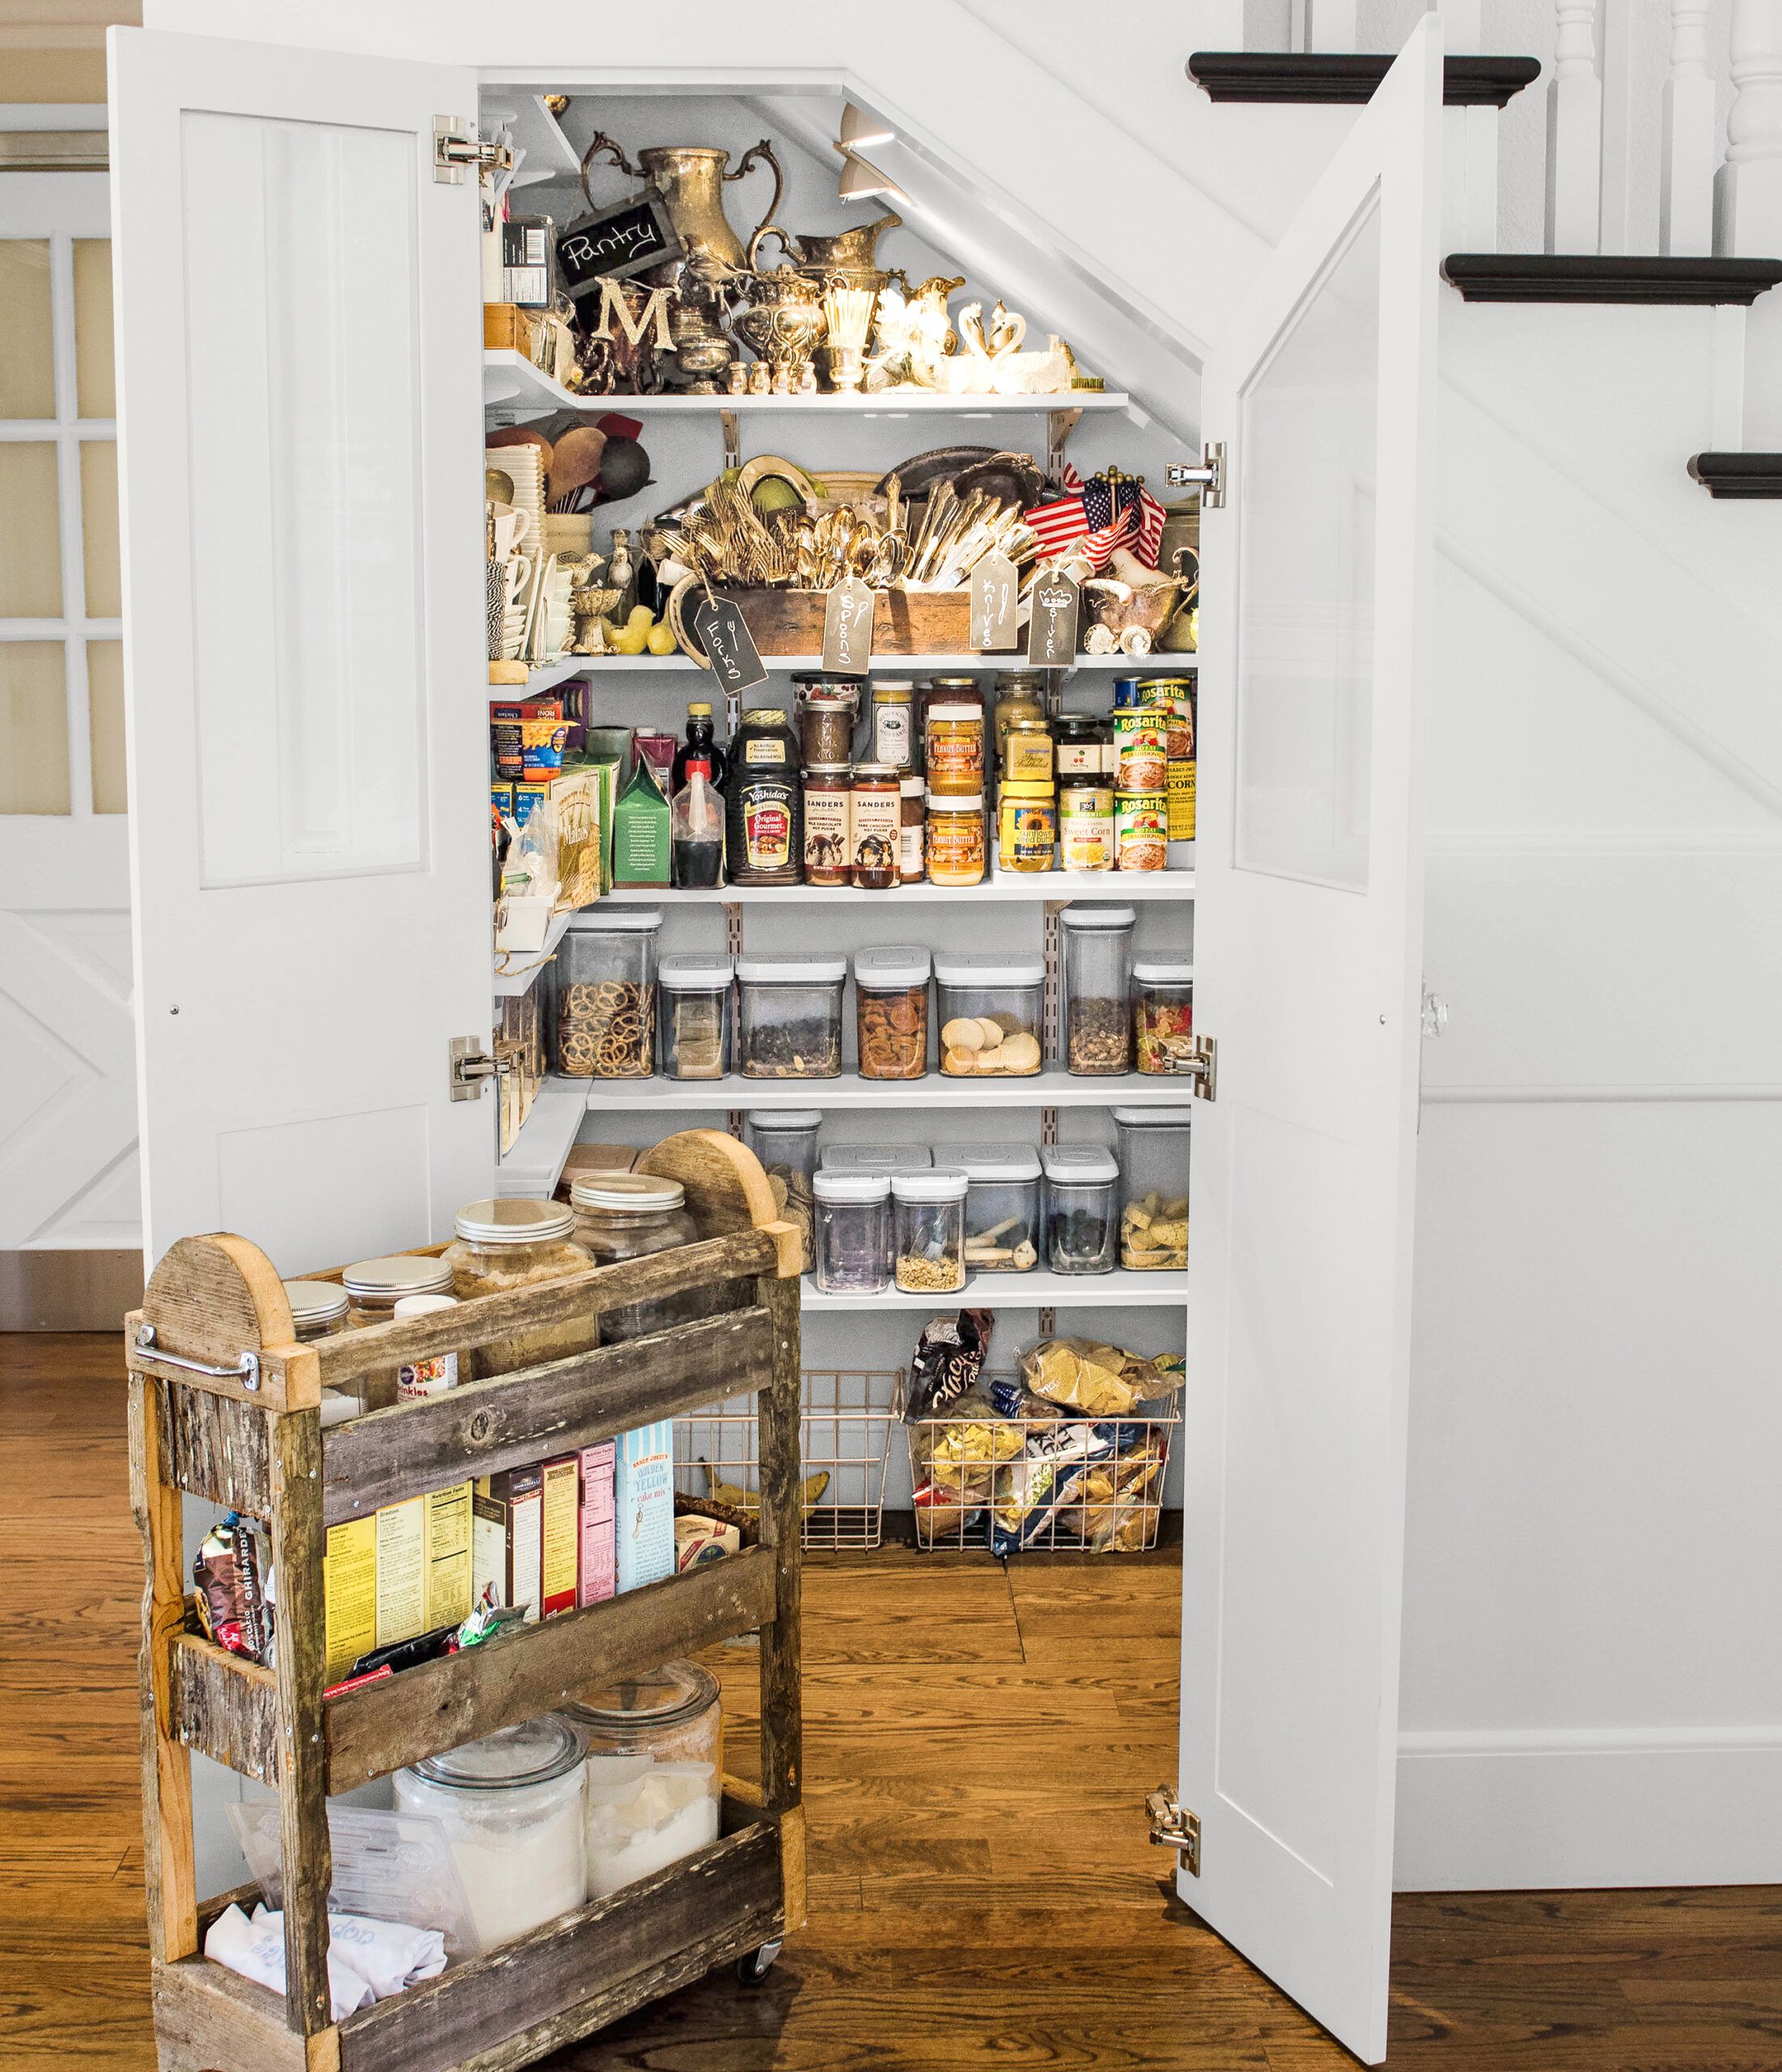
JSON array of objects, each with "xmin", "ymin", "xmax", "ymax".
[
  {"xmin": 822, "ymin": 576, "xmax": 876, "ymax": 677},
  {"xmin": 1025, "ymin": 568, "xmax": 1080, "ymax": 666},
  {"xmin": 558, "ymin": 194, "xmax": 682, "ymax": 298},
  {"xmin": 693, "ymin": 595, "xmax": 768, "ymax": 695},
  {"xmin": 969, "ymin": 551, "xmax": 1020, "ymax": 652}
]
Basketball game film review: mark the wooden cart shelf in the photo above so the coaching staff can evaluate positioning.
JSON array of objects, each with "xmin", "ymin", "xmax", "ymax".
[{"xmin": 128, "ymin": 1130, "xmax": 806, "ymax": 2072}]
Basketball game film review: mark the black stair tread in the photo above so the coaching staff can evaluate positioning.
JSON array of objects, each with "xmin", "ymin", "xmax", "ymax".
[
  {"xmin": 1443, "ymin": 254, "xmax": 1782, "ymax": 304},
  {"xmin": 1186, "ymin": 52, "xmax": 1539, "ymax": 106},
  {"xmin": 1687, "ymin": 453, "xmax": 1782, "ymax": 499}
]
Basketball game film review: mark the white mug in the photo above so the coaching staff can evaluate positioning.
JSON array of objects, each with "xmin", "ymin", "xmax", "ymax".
[{"xmin": 490, "ymin": 504, "xmax": 532, "ymax": 559}]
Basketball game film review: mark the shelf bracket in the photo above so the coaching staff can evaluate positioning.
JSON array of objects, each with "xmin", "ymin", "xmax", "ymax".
[
  {"xmin": 1046, "ymin": 408, "xmax": 1083, "ymax": 482},
  {"xmin": 721, "ymin": 408, "xmax": 741, "ymax": 474}
]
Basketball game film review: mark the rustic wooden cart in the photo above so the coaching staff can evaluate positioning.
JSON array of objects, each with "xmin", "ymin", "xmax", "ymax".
[{"xmin": 126, "ymin": 1131, "xmax": 805, "ymax": 2072}]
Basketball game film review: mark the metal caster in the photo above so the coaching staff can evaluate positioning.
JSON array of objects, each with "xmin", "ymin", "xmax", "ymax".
[{"xmin": 735, "ymin": 1938, "xmax": 782, "ymax": 1986}]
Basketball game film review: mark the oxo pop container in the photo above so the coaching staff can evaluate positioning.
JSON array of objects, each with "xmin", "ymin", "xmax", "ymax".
[
  {"xmin": 813, "ymin": 1171, "xmax": 893, "ymax": 1295},
  {"xmin": 892, "ymin": 1169, "xmax": 968, "ymax": 1294},
  {"xmin": 554, "ymin": 907, "xmax": 662, "ymax": 1079},
  {"xmin": 935, "ymin": 953, "xmax": 1044, "ymax": 1076},
  {"xmin": 1060, "ymin": 904, "xmax": 1135, "ymax": 1076},
  {"xmin": 953, "ymin": 1141, "xmax": 1042, "ymax": 1273},
  {"xmin": 656, "ymin": 953, "xmax": 732, "ymax": 1081},
  {"xmin": 1040, "ymin": 1143, "xmax": 1119, "ymax": 1275},
  {"xmin": 736, "ymin": 952, "xmax": 846, "ymax": 1078},
  {"xmin": 1113, "ymin": 1106, "xmax": 1190, "ymax": 1269}
]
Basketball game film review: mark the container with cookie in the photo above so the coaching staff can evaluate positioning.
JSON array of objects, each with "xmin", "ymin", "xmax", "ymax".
[
  {"xmin": 553, "ymin": 907, "xmax": 661, "ymax": 1078},
  {"xmin": 1114, "ymin": 1106, "xmax": 1190, "ymax": 1269},
  {"xmin": 934, "ymin": 953, "xmax": 1044, "ymax": 1077}
]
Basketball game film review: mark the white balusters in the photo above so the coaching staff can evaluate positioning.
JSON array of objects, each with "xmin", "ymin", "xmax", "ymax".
[
  {"xmin": 1547, "ymin": 1, "xmax": 1603, "ymax": 253},
  {"xmin": 1436, "ymin": 0, "xmax": 1482, "ymax": 56},
  {"xmin": 1661, "ymin": 6, "xmax": 1717, "ymax": 255},
  {"xmin": 1295, "ymin": 0, "xmax": 1357, "ymax": 53},
  {"xmin": 1716, "ymin": 0, "xmax": 1782, "ymax": 256}
]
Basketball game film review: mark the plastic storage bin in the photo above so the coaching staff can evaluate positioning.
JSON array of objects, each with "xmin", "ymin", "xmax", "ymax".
[
  {"xmin": 892, "ymin": 1170, "xmax": 968, "ymax": 1293},
  {"xmin": 657, "ymin": 953, "xmax": 732, "ymax": 1081},
  {"xmin": 554, "ymin": 907, "xmax": 661, "ymax": 1078},
  {"xmin": 1133, "ymin": 957, "xmax": 1194, "ymax": 1075},
  {"xmin": 935, "ymin": 954, "xmax": 1044, "ymax": 1076},
  {"xmin": 813, "ymin": 1171, "xmax": 892, "ymax": 1295},
  {"xmin": 566, "ymin": 1661, "xmax": 721, "ymax": 1900},
  {"xmin": 854, "ymin": 944, "xmax": 930, "ymax": 1081},
  {"xmin": 1114, "ymin": 1106, "xmax": 1190, "ymax": 1269},
  {"xmin": 819, "ymin": 1142, "xmax": 933, "ymax": 1175},
  {"xmin": 736, "ymin": 952, "xmax": 846, "ymax": 1078},
  {"xmin": 1061, "ymin": 904, "xmax": 1135, "ymax": 1076},
  {"xmin": 954, "ymin": 1142, "xmax": 1042, "ymax": 1273},
  {"xmin": 744, "ymin": 1109, "xmax": 820, "ymax": 1270},
  {"xmin": 1040, "ymin": 1144, "xmax": 1119, "ymax": 1275}
]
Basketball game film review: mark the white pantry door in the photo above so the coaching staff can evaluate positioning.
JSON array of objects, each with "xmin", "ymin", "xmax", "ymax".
[
  {"xmin": 1179, "ymin": 18, "xmax": 1442, "ymax": 2065},
  {"xmin": 109, "ymin": 28, "xmax": 493, "ymax": 1275}
]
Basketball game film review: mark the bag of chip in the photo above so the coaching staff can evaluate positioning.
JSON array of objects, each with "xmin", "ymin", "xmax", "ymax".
[
  {"xmin": 904, "ymin": 1310, "xmax": 995, "ymax": 1423},
  {"xmin": 1016, "ymin": 1337, "xmax": 1177, "ymax": 1419},
  {"xmin": 987, "ymin": 1420, "xmax": 1117, "ymax": 1556},
  {"xmin": 193, "ymin": 1513, "xmax": 274, "ymax": 1663}
]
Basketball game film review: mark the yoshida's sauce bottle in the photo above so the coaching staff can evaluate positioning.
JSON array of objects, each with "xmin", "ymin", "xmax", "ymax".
[{"xmin": 724, "ymin": 707, "xmax": 803, "ymax": 884}]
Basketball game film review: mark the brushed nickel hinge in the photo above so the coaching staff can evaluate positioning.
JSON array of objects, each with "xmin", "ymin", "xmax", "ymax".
[
  {"xmin": 434, "ymin": 117, "xmax": 513, "ymax": 185},
  {"xmin": 1166, "ymin": 441, "xmax": 1225, "ymax": 509},
  {"xmin": 1147, "ymin": 1785, "xmax": 1201, "ymax": 1875},
  {"xmin": 1182, "ymin": 1031, "xmax": 1217, "ymax": 1102},
  {"xmin": 450, "ymin": 1034, "xmax": 499, "ymax": 1101}
]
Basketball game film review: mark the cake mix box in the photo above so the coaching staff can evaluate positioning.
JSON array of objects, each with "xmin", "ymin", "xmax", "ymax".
[
  {"xmin": 614, "ymin": 1421, "xmax": 675, "ymax": 1593},
  {"xmin": 578, "ymin": 1441, "xmax": 617, "ymax": 1607}
]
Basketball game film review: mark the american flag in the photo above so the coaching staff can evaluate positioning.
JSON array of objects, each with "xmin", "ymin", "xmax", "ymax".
[{"xmin": 1026, "ymin": 465, "xmax": 1166, "ymax": 572}]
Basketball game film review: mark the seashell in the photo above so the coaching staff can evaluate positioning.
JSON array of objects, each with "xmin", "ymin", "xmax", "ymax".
[
  {"xmin": 1084, "ymin": 624, "xmax": 1117, "ymax": 654},
  {"xmin": 1118, "ymin": 625, "xmax": 1155, "ymax": 655},
  {"xmin": 1081, "ymin": 579, "xmax": 1132, "ymax": 627},
  {"xmin": 942, "ymin": 1017, "xmax": 985, "ymax": 1053}
]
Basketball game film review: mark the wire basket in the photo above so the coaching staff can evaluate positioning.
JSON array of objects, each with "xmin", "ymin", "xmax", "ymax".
[
  {"xmin": 906, "ymin": 1371, "xmax": 1180, "ymax": 1555},
  {"xmin": 674, "ymin": 1368, "xmax": 901, "ymax": 1552}
]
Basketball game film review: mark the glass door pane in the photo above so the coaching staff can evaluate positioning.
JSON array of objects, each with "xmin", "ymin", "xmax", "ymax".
[
  {"xmin": 0, "ymin": 240, "xmax": 56, "ymax": 418},
  {"xmin": 74, "ymin": 239, "xmax": 115, "ymax": 418},
  {"xmin": 1, "ymin": 643, "xmax": 70, "ymax": 813},
  {"xmin": 0, "ymin": 444, "xmax": 63, "ymax": 615}
]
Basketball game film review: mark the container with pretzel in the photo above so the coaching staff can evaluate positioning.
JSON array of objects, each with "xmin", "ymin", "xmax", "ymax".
[{"xmin": 554, "ymin": 907, "xmax": 660, "ymax": 1079}]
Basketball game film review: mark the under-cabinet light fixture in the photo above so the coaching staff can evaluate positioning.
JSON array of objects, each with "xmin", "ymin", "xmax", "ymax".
[
  {"xmin": 837, "ymin": 101, "xmax": 895, "ymax": 152},
  {"xmin": 836, "ymin": 150, "xmax": 908, "ymax": 205}
]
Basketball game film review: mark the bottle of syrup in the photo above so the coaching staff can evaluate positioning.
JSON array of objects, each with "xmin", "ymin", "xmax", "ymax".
[
  {"xmin": 672, "ymin": 702, "xmax": 727, "ymax": 795},
  {"xmin": 672, "ymin": 758, "xmax": 724, "ymax": 889}
]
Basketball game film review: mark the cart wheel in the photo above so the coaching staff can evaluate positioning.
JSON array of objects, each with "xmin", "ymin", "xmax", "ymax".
[{"xmin": 735, "ymin": 1938, "xmax": 782, "ymax": 1986}]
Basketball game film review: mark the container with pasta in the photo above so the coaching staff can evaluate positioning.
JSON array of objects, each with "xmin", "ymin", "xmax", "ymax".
[{"xmin": 554, "ymin": 908, "xmax": 661, "ymax": 1078}]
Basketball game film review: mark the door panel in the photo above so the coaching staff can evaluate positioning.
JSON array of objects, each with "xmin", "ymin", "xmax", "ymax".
[
  {"xmin": 1179, "ymin": 19, "xmax": 1443, "ymax": 2064},
  {"xmin": 109, "ymin": 28, "xmax": 491, "ymax": 1270}
]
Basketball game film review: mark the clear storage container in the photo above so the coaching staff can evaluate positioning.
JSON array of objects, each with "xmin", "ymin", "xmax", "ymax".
[
  {"xmin": 285, "ymin": 1280, "xmax": 354, "ymax": 1424},
  {"xmin": 954, "ymin": 1143, "xmax": 1041, "ymax": 1274},
  {"xmin": 1062, "ymin": 904, "xmax": 1135, "ymax": 1076},
  {"xmin": 744, "ymin": 1110, "xmax": 820, "ymax": 1271},
  {"xmin": 1114, "ymin": 1107, "xmax": 1190, "ymax": 1269},
  {"xmin": 736, "ymin": 952, "xmax": 846, "ymax": 1078},
  {"xmin": 819, "ymin": 1142, "xmax": 933, "ymax": 1175},
  {"xmin": 813, "ymin": 1171, "xmax": 892, "ymax": 1295},
  {"xmin": 1133, "ymin": 957, "xmax": 1194, "ymax": 1075},
  {"xmin": 1041, "ymin": 1144, "xmax": 1119, "ymax": 1275},
  {"xmin": 554, "ymin": 907, "xmax": 661, "ymax": 1079},
  {"xmin": 392, "ymin": 1716, "xmax": 588, "ymax": 1951},
  {"xmin": 854, "ymin": 944, "xmax": 930, "ymax": 1081},
  {"xmin": 893, "ymin": 1169, "xmax": 968, "ymax": 1293},
  {"xmin": 657, "ymin": 953, "xmax": 732, "ymax": 1081},
  {"xmin": 570, "ymin": 1171, "xmax": 700, "ymax": 1341},
  {"xmin": 567, "ymin": 1662, "xmax": 722, "ymax": 1900},
  {"xmin": 935, "ymin": 954, "xmax": 1044, "ymax": 1076},
  {"xmin": 340, "ymin": 1254, "xmax": 457, "ymax": 1410},
  {"xmin": 441, "ymin": 1199, "xmax": 594, "ymax": 1378}
]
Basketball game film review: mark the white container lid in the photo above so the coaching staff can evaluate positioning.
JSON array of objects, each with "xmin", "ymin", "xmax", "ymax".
[
  {"xmin": 926, "ymin": 702, "xmax": 982, "ymax": 720},
  {"xmin": 1060, "ymin": 904, "xmax": 1136, "ymax": 930},
  {"xmin": 1133, "ymin": 957, "xmax": 1194, "ymax": 984},
  {"xmin": 570, "ymin": 1171, "xmax": 686, "ymax": 1213},
  {"xmin": 282, "ymin": 1278, "xmax": 349, "ymax": 1328},
  {"xmin": 1042, "ymin": 1144, "xmax": 1118, "ymax": 1182},
  {"xmin": 854, "ymin": 944, "xmax": 932, "ymax": 989},
  {"xmin": 568, "ymin": 906, "xmax": 661, "ymax": 932},
  {"xmin": 452, "ymin": 1197, "xmax": 577, "ymax": 1246},
  {"xmin": 813, "ymin": 1171, "xmax": 891, "ymax": 1204},
  {"xmin": 1112, "ymin": 1106, "xmax": 1193, "ymax": 1127},
  {"xmin": 892, "ymin": 1168, "xmax": 969, "ymax": 1203},
  {"xmin": 925, "ymin": 792, "xmax": 984, "ymax": 810},
  {"xmin": 933, "ymin": 953, "xmax": 1045, "ymax": 987},
  {"xmin": 735, "ymin": 951, "xmax": 847, "ymax": 984},
  {"xmin": 748, "ymin": 1109, "xmax": 823, "ymax": 1132},
  {"xmin": 393, "ymin": 1293, "xmax": 457, "ymax": 1319},
  {"xmin": 659, "ymin": 953, "xmax": 735, "ymax": 990},
  {"xmin": 821, "ymin": 1142, "xmax": 933, "ymax": 1172},
  {"xmin": 341, "ymin": 1255, "xmax": 456, "ymax": 1301},
  {"xmin": 953, "ymin": 1141, "xmax": 1042, "ymax": 1183},
  {"xmin": 409, "ymin": 1714, "xmax": 587, "ymax": 1791}
]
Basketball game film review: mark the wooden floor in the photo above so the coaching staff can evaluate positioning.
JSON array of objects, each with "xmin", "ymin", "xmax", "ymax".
[{"xmin": 6, "ymin": 1335, "xmax": 1780, "ymax": 2072}]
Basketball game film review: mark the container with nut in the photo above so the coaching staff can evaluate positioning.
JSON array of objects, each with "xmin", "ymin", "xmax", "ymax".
[
  {"xmin": 744, "ymin": 1110, "xmax": 819, "ymax": 1272},
  {"xmin": 954, "ymin": 1142, "xmax": 1041, "ymax": 1273},
  {"xmin": 936, "ymin": 953, "xmax": 1044, "ymax": 1076},
  {"xmin": 657, "ymin": 953, "xmax": 732, "ymax": 1081},
  {"xmin": 892, "ymin": 1169, "xmax": 968, "ymax": 1293},
  {"xmin": 1134, "ymin": 957, "xmax": 1194, "ymax": 1074},
  {"xmin": 853, "ymin": 944, "xmax": 930, "ymax": 1081},
  {"xmin": 1061, "ymin": 904, "xmax": 1134, "ymax": 1076},
  {"xmin": 736, "ymin": 952, "xmax": 846, "ymax": 1077},
  {"xmin": 554, "ymin": 907, "xmax": 661, "ymax": 1078},
  {"xmin": 1114, "ymin": 1106, "xmax": 1190, "ymax": 1269}
]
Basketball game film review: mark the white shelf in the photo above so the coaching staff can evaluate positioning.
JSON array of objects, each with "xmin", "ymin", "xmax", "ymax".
[
  {"xmin": 496, "ymin": 1074, "xmax": 586, "ymax": 1197},
  {"xmin": 491, "ymin": 654, "xmax": 596, "ymax": 694},
  {"xmin": 484, "ymin": 350, "xmax": 1134, "ymax": 421},
  {"xmin": 799, "ymin": 1268, "xmax": 1186, "ymax": 1312},
  {"xmin": 492, "ymin": 910, "xmax": 571, "ymax": 997},
  {"xmin": 604, "ymin": 871, "xmax": 1194, "ymax": 906},
  {"xmin": 502, "ymin": 652, "xmax": 1190, "ymax": 677},
  {"xmin": 583, "ymin": 1069, "xmax": 1193, "ymax": 1113}
]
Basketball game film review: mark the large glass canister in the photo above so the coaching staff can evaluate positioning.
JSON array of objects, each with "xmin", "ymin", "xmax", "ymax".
[
  {"xmin": 569, "ymin": 1171, "xmax": 700, "ymax": 1341},
  {"xmin": 392, "ymin": 1715, "xmax": 588, "ymax": 1951},
  {"xmin": 440, "ymin": 1199, "xmax": 594, "ymax": 1377},
  {"xmin": 567, "ymin": 1661, "xmax": 721, "ymax": 1900},
  {"xmin": 744, "ymin": 1109, "xmax": 821, "ymax": 1270},
  {"xmin": 340, "ymin": 1253, "xmax": 456, "ymax": 1410},
  {"xmin": 554, "ymin": 907, "xmax": 662, "ymax": 1078},
  {"xmin": 813, "ymin": 1170, "xmax": 892, "ymax": 1295},
  {"xmin": 1061, "ymin": 904, "xmax": 1135, "ymax": 1076},
  {"xmin": 285, "ymin": 1280, "xmax": 354, "ymax": 1425},
  {"xmin": 1113, "ymin": 1106, "xmax": 1190, "ymax": 1269},
  {"xmin": 953, "ymin": 1142, "xmax": 1042, "ymax": 1273}
]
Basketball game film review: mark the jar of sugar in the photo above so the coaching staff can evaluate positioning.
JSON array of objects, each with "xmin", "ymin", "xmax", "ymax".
[{"xmin": 565, "ymin": 1661, "xmax": 721, "ymax": 1900}]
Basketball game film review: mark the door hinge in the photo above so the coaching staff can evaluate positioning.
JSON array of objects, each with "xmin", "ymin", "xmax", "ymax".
[
  {"xmin": 450, "ymin": 1034, "xmax": 499, "ymax": 1101},
  {"xmin": 434, "ymin": 117, "xmax": 513, "ymax": 185},
  {"xmin": 1421, "ymin": 985, "xmax": 1449, "ymax": 1040},
  {"xmin": 1166, "ymin": 441, "xmax": 1225, "ymax": 509},
  {"xmin": 1147, "ymin": 1786, "xmax": 1201, "ymax": 1876},
  {"xmin": 1181, "ymin": 1031, "xmax": 1217, "ymax": 1102}
]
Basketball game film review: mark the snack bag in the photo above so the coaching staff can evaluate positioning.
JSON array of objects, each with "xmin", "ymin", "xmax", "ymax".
[
  {"xmin": 193, "ymin": 1514, "xmax": 274, "ymax": 1662},
  {"xmin": 987, "ymin": 1420, "xmax": 1116, "ymax": 1556},
  {"xmin": 1016, "ymin": 1337, "xmax": 1177, "ymax": 1419},
  {"xmin": 904, "ymin": 1310, "xmax": 994, "ymax": 1423}
]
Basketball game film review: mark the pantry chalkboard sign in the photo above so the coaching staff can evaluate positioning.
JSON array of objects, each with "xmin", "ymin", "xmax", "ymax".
[{"xmin": 558, "ymin": 194, "xmax": 682, "ymax": 296}]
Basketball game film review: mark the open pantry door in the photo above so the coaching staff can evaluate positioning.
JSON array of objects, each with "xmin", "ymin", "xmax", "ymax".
[
  {"xmin": 109, "ymin": 28, "xmax": 493, "ymax": 1272},
  {"xmin": 1176, "ymin": 18, "xmax": 1442, "ymax": 2065}
]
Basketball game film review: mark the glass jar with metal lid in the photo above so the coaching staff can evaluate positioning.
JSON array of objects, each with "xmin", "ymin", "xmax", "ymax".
[
  {"xmin": 441, "ymin": 1199, "xmax": 593, "ymax": 1378},
  {"xmin": 569, "ymin": 1170, "xmax": 700, "ymax": 1341},
  {"xmin": 284, "ymin": 1280, "xmax": 355, "ymax": 1424},
  {"xmin": 923, "ymin": 702, "xmax": 985, "ymax": 797},
  {"xmin": 797, "ymin": 690, "xmax": 854, "ymax": 769},
  {"xmin": 566, "ymin": 1661, "xmax": 721, "ymax": 1899},
  {"xmin": 868, "ymin": 679, "xmax": 915, "ymax": 768},
  {"xmin": 801, "ymin": 765, "xmax": 851, "ymax": 887},
  {"xmin": 1054, "ymin": 716, "xmax": 1112, "ymax": 780},
  {"xmin": 1001, "ymin": 715, "xmax": 1054, "ymax": 785},
  {"xmin": 848, "ymin": 763, "xmax": 901, "ymax": 889},
  {"xmin": 341, "ymin": 1255, "xmax": 456, "ymax": 1409},
  {"xmin": 925, "ymin": 792, "xmax": 986, "ymax": 886},
  {"xmin": 392, "ymin": 1715, "xmax": 588, "ymax": 1950},
  {"xmin": 991, "ymin": 672, "xmax": 1046, "ymax": 762}
]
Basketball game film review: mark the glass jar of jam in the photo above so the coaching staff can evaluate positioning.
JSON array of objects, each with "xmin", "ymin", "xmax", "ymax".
[
  {"xmin": 924, "ymin": 703, "xmax": 985, "ymax": 796},
  {"xmin": 1055, "ymin": 716, "xmax": 1111, "ymax": 780},
  {"xmin": 849, "ymin": 763, "xmax": 901, "ymax": 889},
  {"xmin": 802, "ymin": 764, "xmax": 851, "ymax": 886},
  {"xmin": 725, "ymin": 707, "xmax": 802, "ymax": 885},
  {"xmin": 926, "ymin": 792, "xmax": 986, "ymax": 886},
  {"xmin": 798, "ymin": 692, "xmax": 854, "ymax": 770}
]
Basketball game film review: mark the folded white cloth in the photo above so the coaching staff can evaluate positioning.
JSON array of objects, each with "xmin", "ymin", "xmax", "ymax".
[
  {"xmin": 203, "ymin": 1904, "xmax": 375, "ymax": 2019},
  {"xmin": 292, "ymin": 1908, "xmax": 448, "ymax": 1999}
]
